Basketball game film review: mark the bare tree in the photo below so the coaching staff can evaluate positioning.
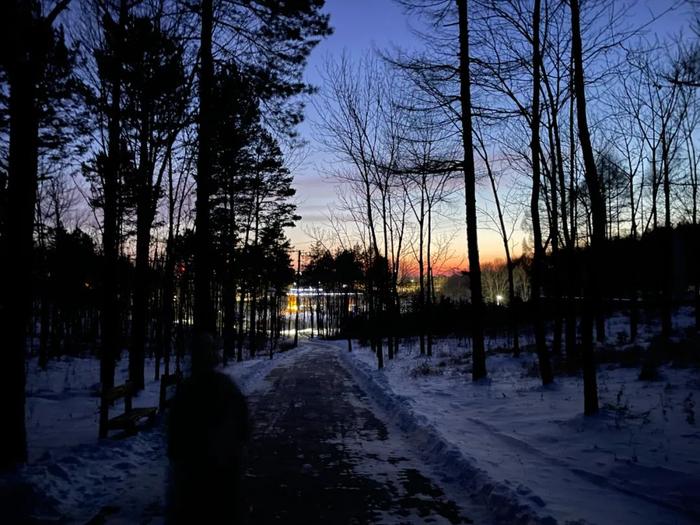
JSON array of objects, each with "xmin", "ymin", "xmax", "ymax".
[
  {"xmin": 401, "ymin": 114, "xmax": 458, "ymax": 356},
  {"xmin": 474, "ymin": 126, "xmax": 521, "ymax": 354},
  {"xmin": 314, "ymin": 54, "xmax": 408, "ymax": 367},
  {"xmin": 571, "ymin": 0, "xmax": 603, "ymax": 415}
]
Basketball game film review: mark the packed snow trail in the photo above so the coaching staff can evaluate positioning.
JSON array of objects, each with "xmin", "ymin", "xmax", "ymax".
[{"xmin": 244, "ymin": 342, "xmax": 481, "ymax": 524}]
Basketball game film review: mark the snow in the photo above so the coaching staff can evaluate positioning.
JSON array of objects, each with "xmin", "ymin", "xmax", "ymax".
[
  {"xmin": 6, "ymin": 308, "xmax": 700, "ymax": 524},
  {"xmin": 17, "ymin": 353, "xmax": 169, "ymax": 523},
  {"xmin": 25, "ymin": 353, "xmax": 164, "ymax": 462},
  {"xmin": 335, "ymin": 330, "xmax": 700, "ymax": 525},
  {"xmin": 13, "ymin": 347, "xmax": 304, "ymax": 523},
  {"xmin": 221, "ymin": 344, "xmax": 309, "ymax": 396}
]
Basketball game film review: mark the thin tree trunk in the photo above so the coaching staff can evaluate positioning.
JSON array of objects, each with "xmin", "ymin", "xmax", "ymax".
[
  {"xmin": 565, "ymin": 61, "xmax": 578, "ymax": 372},
  {"xmin": 571, "ymin": 0, "xmax": 602, "ymax": 415},
  {"xmin": 161, "ymin": 155, "xmax": 176, "ymax": 378},
  {"xmin": 661, "ymin": 131, "xmax": 673, "ymax": 339},
  {"xmin": 476, "ymin": 135, "xmax": 519, "ymax": 355},
  {"xmin": 237, "ymin": 287, "xmax": 246, "ymax": 361},
  {"xmin": 294, "ymin": 250, "xmax": 300, "ymax": 347},
  {"xmin": 250, "ymin": 290, "xmax": 257, "ymax": 357},
  {"xmin": 546, "ymin": 119, "xmax": 563, "ymax": 357},
  {"xmin": 529, "ymin": 0, "xmax": 554, "ymax": 386},
  {"xmin": 37, "ymin": 200, "xmax": 50, "ymax": 370},
  {"xmin": 418, "ymin": 194, "xmax": 426, "ymax": 356}
]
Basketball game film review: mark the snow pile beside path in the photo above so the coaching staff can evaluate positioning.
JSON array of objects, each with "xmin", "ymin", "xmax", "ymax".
[
  {"xmin": 335, "ymin": 343, "xmax": 553, "ymax": 525},
  {"xmin": 221, "ymin": 344, "xmax": 307, "ymax": 395},
  {"xmin": 337, "ymin": 339, "xmax": 700, "ymax": 525}
]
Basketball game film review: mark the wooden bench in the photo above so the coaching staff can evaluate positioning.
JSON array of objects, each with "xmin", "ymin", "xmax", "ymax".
[
  {"xmin": 159, "ymin": 370, "xmax": 183, "ymax": 412},
  {"xmin": 99, "ymin": 381, "xmax": 157, "ymax": 438}
]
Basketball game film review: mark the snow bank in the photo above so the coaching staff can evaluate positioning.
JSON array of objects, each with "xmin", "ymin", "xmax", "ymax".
[
  {"xmin": 220, "ymin": 344, "xmax": 308, "ymax": 395},
  {"xmin": 335, "ymin": 342, "xmax": 554, "ymax": 525},
  {"xmin": 337, "ymin": 338, "xmax": 700, "ymax": 525}
]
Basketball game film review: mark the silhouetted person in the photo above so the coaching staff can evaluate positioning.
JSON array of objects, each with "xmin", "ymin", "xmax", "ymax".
[{"xmin": 166, "ymin": 333, "xmax": 249, "ymax": 524}]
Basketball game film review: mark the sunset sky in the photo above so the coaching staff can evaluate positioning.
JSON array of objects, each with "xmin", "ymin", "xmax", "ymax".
[{"xmin": 288, "ymin": 0, "xmax": 693, "ymax": 272}]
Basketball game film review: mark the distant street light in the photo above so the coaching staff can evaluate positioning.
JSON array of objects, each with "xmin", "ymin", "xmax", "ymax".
[{"xmin": 496, "ymin": 294, "xmax": 503, "ymax": 306}]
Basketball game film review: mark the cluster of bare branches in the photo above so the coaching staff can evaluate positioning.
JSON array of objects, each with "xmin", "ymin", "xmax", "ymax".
[{"xmin": 313, "ymin": 0, "xmax": 700, "ymax": 416}]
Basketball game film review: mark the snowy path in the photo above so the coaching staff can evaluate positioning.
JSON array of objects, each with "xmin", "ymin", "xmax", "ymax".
[
  {"xmin": 337, "ymin": 339, "xmax": 700, "ymax": 525},
  {"xmin": 244, "ymin": 342, "xmax": 484, "ymax": 524},
  {"xmin": 10, "ymin": 337, "xmax": 696, "ymax": 524},
  {"xmin": 5, "ymin": 343, "xmax": 488, "ymax": 524}
]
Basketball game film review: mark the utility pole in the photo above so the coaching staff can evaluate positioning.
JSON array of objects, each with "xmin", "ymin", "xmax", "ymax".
[{"xmin": 294, "ymin": 250, "xmax": 300, "ymax": 347}]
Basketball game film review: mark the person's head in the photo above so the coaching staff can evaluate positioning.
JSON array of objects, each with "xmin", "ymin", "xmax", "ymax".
[{"xmin": 192, "ymin": 331, "xmax": 219, "ymax": 374}]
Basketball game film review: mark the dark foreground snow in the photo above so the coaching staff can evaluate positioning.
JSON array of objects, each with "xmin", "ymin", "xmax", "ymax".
[{"xmin": 3, "ymin": 331, "xmax": 700, "ymax": 524}]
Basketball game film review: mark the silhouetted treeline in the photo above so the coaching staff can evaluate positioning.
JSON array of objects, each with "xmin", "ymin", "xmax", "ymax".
[
  {"xmin": 0, "ymin": 0, "xmax": 330, "ymax": 469},
  {"xmin": 301, "ymin": 224, "xmax": 700, "ymax": 353}
]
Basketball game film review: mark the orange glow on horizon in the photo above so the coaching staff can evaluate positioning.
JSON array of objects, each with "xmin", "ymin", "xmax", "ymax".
[{"xmin": 287, "ymin": 214, "xmax": 524, "ymax": 277}]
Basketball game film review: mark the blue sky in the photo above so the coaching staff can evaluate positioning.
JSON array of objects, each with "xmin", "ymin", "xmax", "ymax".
[
  {"xmin": 289, "ymin": 0, "xmax": 695, "ymax": 263},
  {"xmin": 291, "ymin": 0, "xmax": 419, "ymax": 250}
]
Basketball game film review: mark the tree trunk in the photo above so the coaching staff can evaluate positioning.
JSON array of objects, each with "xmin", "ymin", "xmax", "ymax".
[
  {"xmin": 161, "ymin": 156, "xmax": 176, "ymax": 378},
  {"xmin": 1, "ymin": 28, "xmax": 38, "ymax": 468},
  {"xmin": 193, "ymin": 0, "xmax": 216, "ymax": 373},
  {"xmin": 660, "ymin": 132, "xmax": 673, "ymax": 339},
  {"xmin": 477, "ymin": 135, "xmax": 519, "ymax": 356},
  {"xmin": 418, "ymin": 197, "xmax": 426, "ymax": 356},
  {"xmin": 546, "ymin": 121, "xmax": 563, "ymax": 357},
  {"xmin": 294, "ymin": 250, "xmax": 300, "ymax": 347},
  {"xmin": 130, "ymin": 181, "xmax": 152, "ymax": 390},
  {"xmin": 456, "ymin": 0, "xmax": 486, "ymax": 381},
  {"xmin": 249, "ymin": 290, "xmax": 257, "ymax": 357},
  {"xmin": 37, "ymin": 209, "xmax": 50, "ymax": 370},
  {"xmin": 529, "ymin": 0, "xmax": 554, "ymax": 387},
  {"xmin": 565, "ymin": 61, "xmax": 579, "ymax": 373},
  {"xmin": 571, "ymin": 0, "xmax": 602, "ymax": 415},
  {"xmin": 237, "ymin": 287, "xmax": 246, "ymax": 362},
  {"xmin": 100, "ymin": 0, "xmax": 127, "ymax": 437}
]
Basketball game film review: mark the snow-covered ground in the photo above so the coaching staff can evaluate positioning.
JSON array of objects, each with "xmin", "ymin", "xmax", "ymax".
[
  {"xmin": 12, "ymin": 347, "xmax": 304, "ymax": 524},
  {"xmin": 6, "ymin": 307, "xmax": 699, "ymax": 524},
  {"xmin": 334, "ymin": 325, "xmax": 700, "ymax": 525}
]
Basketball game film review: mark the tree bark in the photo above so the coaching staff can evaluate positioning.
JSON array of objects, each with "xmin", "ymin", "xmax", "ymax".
[
  {"xmin": 1, "ymin": 27, "xmax": 37, "ymax": 469},
  {"xmin": 99, "ymin": 0, "xmax": 127, "ymax": 440},
  {"xmin": 456, "ymin": 0, "xmax": 486, "ymax": 381},
  {"xmin": 193, "ymin": 0, "xmax": 216, "ymax": 373},
  {"xmin": 529, "ymin": 0, "xmax": 554, "ymax": 386},
  {"xmin": 1, "ymin": 0, "xmax": 71, "ymax": 466},
  {"xmin": 130, "ymin": 107, "xmax": 154, "ymax": 389},
  {"xmin": 571, "ymin": 0, "xmax": 602, "ymax": 415}
]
